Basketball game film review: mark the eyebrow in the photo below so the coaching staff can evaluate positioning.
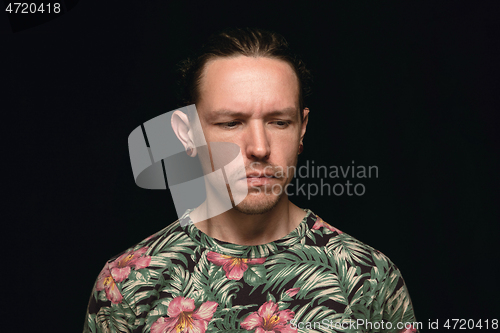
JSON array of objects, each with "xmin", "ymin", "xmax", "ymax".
[{"xmin": 208, "ymin": 107, "xmax": 298, "ymax": 119}]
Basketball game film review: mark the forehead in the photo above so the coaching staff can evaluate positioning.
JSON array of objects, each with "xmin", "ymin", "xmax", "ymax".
[{"xmin": 198, "ymin": 56, "xmax": 300, "ymax": 118}]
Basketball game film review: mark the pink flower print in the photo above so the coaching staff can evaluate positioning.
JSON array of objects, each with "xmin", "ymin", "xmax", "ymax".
[
  {"xmin": 399, "ymin": 325, "xmax": 418, "ymax": 333},
  {"xmin": 95, "ymin": 263, "xmax": 123, "ymax": 304},
  {"xmin": 241, "ymin": 300, "xmax": 296, "ymax": 333},
  {"xmin": 109, "ymin": 247, "xmax": 152, "ymax": 282},
  {"xmin": 285, "ymin": 287, "xmax": 300, "ymax": 297},
  {"xmin": 151, "ymin": 296, "xmax": 218, "ymax": 333},
  {"xmin": 206, "ymin": 252, "xmax": 266, "ymax": 280},
  {"xmin": 312, "ymin": 217, "xmax": 343, "ymax": 234}
]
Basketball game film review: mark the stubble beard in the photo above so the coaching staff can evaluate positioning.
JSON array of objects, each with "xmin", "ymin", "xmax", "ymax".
[
  {"xmin": 226, "ymin": 162, "xmax": 296, "ymax": 215},
  {"xmin": 228, "ymin": 178, "xmax": 288, "ymax": 215},
  {"xmin": 233, "ymin": 186, "xmax": 283, "ymax": 215}
]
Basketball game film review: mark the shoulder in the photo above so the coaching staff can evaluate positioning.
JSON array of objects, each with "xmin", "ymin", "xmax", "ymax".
[
  {"xmin": 309, "ymin": 214, "xmax": 398, "ymax": 272},
  {"xmin": 103, "ymin": 217, "xmax": 193, "ymax": 285},
  {"xmin": 86, "ymin": 218, "xmax": 189, "ymax": 329},
  {"xmin": 107, "ymin": 218, "xmax": 185, "ymax": 262},
  {"xmin": 309, "ymin": 216, "xmax": 419, "ymax": 332},
  {"xmin": 310, "ymin": 215, "xmax": 413, "ymax": 298},
  {"xmin": 93, "ymin": 218, "xmax": 196, "ymax": 310}
]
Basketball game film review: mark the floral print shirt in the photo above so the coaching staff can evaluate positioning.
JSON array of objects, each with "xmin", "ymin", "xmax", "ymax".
[{"xmin": 84, "ymin": 209, "xmax": 419, "ymax": 333}]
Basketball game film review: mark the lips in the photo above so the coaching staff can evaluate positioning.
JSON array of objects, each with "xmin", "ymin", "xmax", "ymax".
[
  {"xmin": 246, "ymin": 175, "xmax": 275, "ymax": 178},
  {"xmin": 245, "ymin": 176, "xmax": 277, "ymax": 186},
  {"xmin": 245, "ymin": 172, "xmax": 276, "ymax": 179}
]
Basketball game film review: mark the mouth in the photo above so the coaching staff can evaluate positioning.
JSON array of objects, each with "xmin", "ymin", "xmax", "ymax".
[
  {"xmin": 244, "ymin": 171, "xmax": 277, "ymax": 179},
  {"xmin": 241, "ymin": 175, "xmax": 277, "ymax": 180},
  {"xmin": 243, "ymin": 175, "xmax": 279, "ymax": 187},
  {"xmin": 233, "ymin": 168, "xmax": 280, "ymax": 182},
  {"xmin": 246, "ymin": 176, "xmax": 276, "ymax": 178}
]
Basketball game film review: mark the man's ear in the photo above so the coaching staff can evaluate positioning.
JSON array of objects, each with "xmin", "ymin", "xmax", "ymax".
[
  {"xmin": 300, "ymin": 107, "xmax": 310, "ymax": 144},
  {"xmin": 171, "ymin": 110, "xmax": 197, "ymax": 157}
]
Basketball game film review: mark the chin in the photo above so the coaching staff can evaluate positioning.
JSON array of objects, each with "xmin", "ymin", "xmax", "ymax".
[{"xmin": 233, "ymin": 189, "xmax": 282, "ymax": 215}]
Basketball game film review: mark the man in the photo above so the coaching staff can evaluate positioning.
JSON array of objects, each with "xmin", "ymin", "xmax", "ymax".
[{"xmin": 84, "ymin": 28, "xmax": 419, "ymax": 333}]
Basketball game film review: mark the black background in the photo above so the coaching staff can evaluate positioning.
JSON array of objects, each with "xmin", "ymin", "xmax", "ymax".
[{"xmin": 3, "ymin": 1, "xmax": 499, "ymax": 332}]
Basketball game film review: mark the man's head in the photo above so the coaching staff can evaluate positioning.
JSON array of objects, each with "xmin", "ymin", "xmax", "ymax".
[
  {"xmin": 172, "ymin": 28, "xmax": 312, "ymax": 215},
  {"xmin": 177, "ymin": 27, "xmax": 312, "ymax": 122}
]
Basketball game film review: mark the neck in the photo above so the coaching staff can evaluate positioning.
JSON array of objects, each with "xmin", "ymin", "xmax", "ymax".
[{"xmin": 190, "ymin": 196, "xmax": 306, "ymax": 246}]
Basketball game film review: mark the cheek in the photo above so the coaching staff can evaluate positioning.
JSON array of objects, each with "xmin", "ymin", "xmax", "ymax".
[
  {"xmin": 274, "ymin": 134, "xmax": 300, "ymax": 150},
  {"xmin": 273, "ymin": 145, "xmax": 299, "ymax": 170}
]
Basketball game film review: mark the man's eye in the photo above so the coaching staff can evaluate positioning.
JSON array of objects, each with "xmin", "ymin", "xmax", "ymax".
[
  {"xmin": 274, "ymin": 121, "xmax": 291, "ymax": 128},
  {"xmin": 218, "ymin": 121, "xmax": 240, "ymax": 129},
  {"xmin": 216, "ymin": 121, "xmax": 290, "ymax": 129}
]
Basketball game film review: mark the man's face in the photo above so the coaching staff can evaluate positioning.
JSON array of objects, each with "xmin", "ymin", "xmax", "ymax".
[{"xmin": 195, "ymin": 56, "xmax": 308, "ymax": 214}]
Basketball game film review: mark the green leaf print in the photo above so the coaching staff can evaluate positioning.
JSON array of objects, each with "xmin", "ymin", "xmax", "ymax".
[
  {"xmin": 213, "ymin": 305, "xmax": 257, "ymax": 331},
  {"xmin": 192, "ymin": 250, "xmax": 243, "ymax": 308},
  {"xmin": 86, "ymin": 313, "xmax": 97, "ymax": 333},
  {"xmin": 264, "ymin": 245, "xmax": 338, "ymax": 294},
  {"xmin": 162, "ymin": 265, "xmax": 194, "ymax": 298},
  {"xmin": 96, "ymin": 306, "xmax": 130, "ymax": 333},
  {"xmin": 293, "ymin": 304, "xmax": 343, "ymax": 333},
  {"xmin": 84, "ymin": 211, "xmax": 420, "ymax": 333},
  {"xmin": 243, "ymin": 264, "xmax": 266, "ymax": 287},
  {"xmin": 266, "ymin": 292, "xmax": 277, "ymax": 303},
  {"xmin": 327, "ymin": 234, "xmax": 372, "ymax": 267},
  {"xmin": 151, "ymin": 232, "xmax": 195, "ymax": 266}
]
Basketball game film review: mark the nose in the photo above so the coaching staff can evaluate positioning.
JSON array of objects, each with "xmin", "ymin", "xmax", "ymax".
[{"xmin": 245, "ymin": 120, "xmax": 271, "ymax": 160}]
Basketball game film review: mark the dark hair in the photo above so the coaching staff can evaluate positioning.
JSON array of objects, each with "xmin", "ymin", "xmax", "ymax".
[{"xmin": 176, "ymin": 27, "xmax": 312, "ymax": 121}]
